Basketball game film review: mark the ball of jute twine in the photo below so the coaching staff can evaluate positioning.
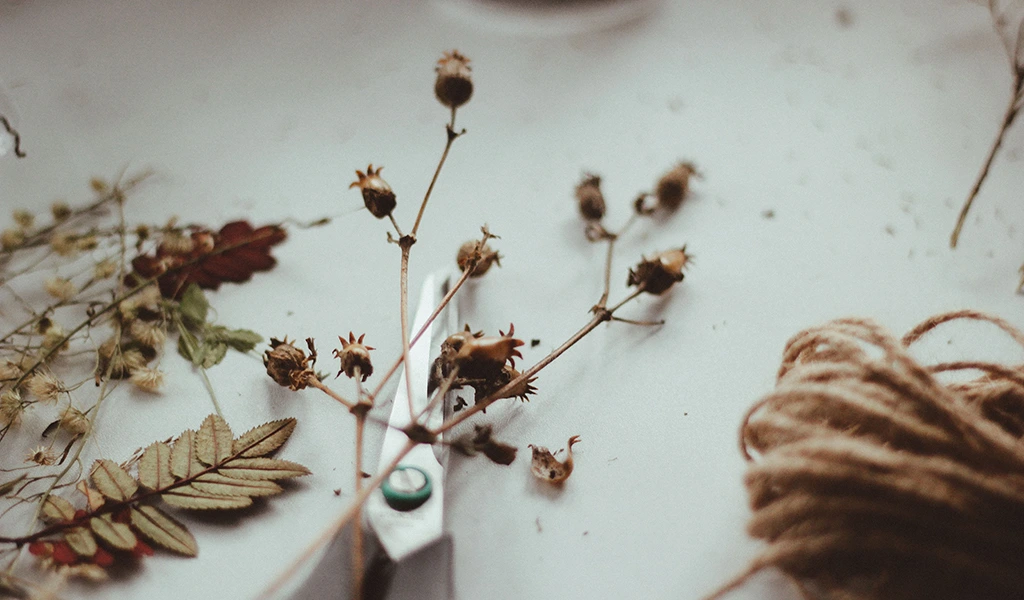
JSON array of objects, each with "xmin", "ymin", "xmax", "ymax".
[{"xmin": 705, "ymin": 309, "xmax": 1024, "ymax": 600}]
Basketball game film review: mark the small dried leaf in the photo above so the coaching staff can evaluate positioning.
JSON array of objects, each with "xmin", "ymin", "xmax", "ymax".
[
  {"xmin": 64, "ymin": 527, "xmax": 98, "ymax": 558},
  {"xmin": 217, "ymin": 458, "xmax": 311, "ymax": 481},
  {"xmin": 131, "ymin": 505, "xmax": 197, "ymax": 557},
  {"xmin": 77, "ymin": 480, "xmax": 106, "ymax": 511},
  {"xmin": 233, "ymin": 418, "xmax": 297, "ymax": 458},
  {"xmin": 138, "ymin": 442, "xmax": 173, "ymax": 490},
  {"xmin": 528, "ymin": 435, "xmax": 581, "ymax": 485},
  {"xmin": 178, "ymin": 284, "xmax": 209, "ymax": 330},
  {"xmin": 200, "ymin": 341, "xmax": 228, "ymax": 368},
  {"xmin": 170, "ymin": 430, "xmax": 204, "ymax": 479},
  {"xmin": 196, "ymin": 414, "xmax": 234, "ymax": 466},
  {"xmin": 222, "ymin": 328, "xmax": 262, "ymax": 353},
  {"xmin": 41, "ymin": 495, "xmax": 76, "ymax": 522},
  {"xmin": 161, "ymin": 485, "xmax": 253, "ymax": 510},
  {"xmin": 90, "ymin": 515, "xmax": 137, "ymax": 550},
  {"xmin": 192, "ymin": 473, "xmax": 282, "ymax": 497},
  {"xmin": 90, "ymin": 459, "xmax": 139, "ymax": 501}
]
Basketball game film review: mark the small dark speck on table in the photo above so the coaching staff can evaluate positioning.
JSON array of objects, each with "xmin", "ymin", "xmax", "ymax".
[
  {"xmin": 531, "ymin": 339, "xmax": 541, "ymax": 348},
  {"xmin": 761, "ymin": 209, "xmax": 775, "ymax": 219}
]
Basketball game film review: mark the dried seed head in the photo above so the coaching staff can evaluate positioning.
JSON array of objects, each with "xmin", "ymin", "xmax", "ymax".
[
  {"xmin": 41, "ymin": 323, "xmax": 70, "ymax": 354},
  {"xmin": 575, "ymin": 174, "xmax": 606, "ymax": 222},
  {"xmin": 434, "ymin": 50, "xmax": 473, "ymax": 110},
  {"xmin": 25, "ymin": 445, "xmax": 57, "ymax": 466},
  {"xmin": 75, "ymin": 235, "xmax": 98, "ymax": 251},
  {"xmin": 349, "ymin": 164, "xmax": 397, "ymax": 219},
  {"xmin": 90, "ymin": 177, "xmax": 109, "ymax": 194},
  {"xmin": 1, "ymin": 228, "xmax": 25, "ymax": 251},
  {"xmin": 25, "ymin": 372, "xmax": 64, "ymax": 404},
  {"xmin": 0, "ymin": 389, "xmax": 23, "ymax": 426},
  {"xmin": 334, "ymin": 332, "xmax": 374, "ymax": 381},
  {"xmin": 51, "ymin": 201, "xmax": 71, "ymax": 222},
  {"xmin": 264, "ymin": 337, "xmax": 316, "ymax": 391},
  {"xmin": 50, "ymin": 232, "xmax": 78, "ymax": 257},
  {"xmin": 0, "ymin": 361, "xmax": 22, "ymax": 383},
  {"xmin": 12, "ymin": 209, "xmax": 34, "ymax": 231},
  {"xmin": 130, "ymin": 367, "xmax": 165, "ymax": 393},
  {"xmin": 627, "ymin": 245, "xmax": 691, "ymax": 295},
  {"xmin": 655, "ymin": 162, "xmax": 699, "ymax": 211},
  {"xmin": 455, "ymin": 323, "xmax": 525, "ymax": 379},
  {"xmin": 456, "ymin": 240, "xmax": 501, "ymax": 277},
  {"xmin": 100, "ymin": 346, "xmax": 147, "ymax": 380},
  {"xmin": 44, "ymin": 277, "xmax": 76, "ymax": 303},
  {"xmin": 94, "ymin": 259, "xmax": 117, "ymax": 280},
  {"xmin": 528, "ymin": 435, "xmax": 581, "ymax": 484},
  {"xmin": 129, "ymin": 320, "xmax": 167, "ymax": 349},
  {"xmin": 59, "ymin": 405, "xmax": 91, "ymax": 436},
  {"xmin": 160, "ymin": 230, "xmax": 194, "ymax": 255}
]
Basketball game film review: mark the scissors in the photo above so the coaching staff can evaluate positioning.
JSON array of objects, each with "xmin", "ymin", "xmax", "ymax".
[{"xmin": 363, "ymin": 270, "xmax": 460, "ymax": 599}]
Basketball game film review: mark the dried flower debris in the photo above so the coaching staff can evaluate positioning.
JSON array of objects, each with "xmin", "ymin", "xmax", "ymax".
[{"xmin": 528, "ymin": 435, "xmax": 581, "ymax": 484}]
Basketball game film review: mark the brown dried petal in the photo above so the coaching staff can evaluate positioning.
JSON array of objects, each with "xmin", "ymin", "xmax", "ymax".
[{"xmin": 528, "ymin": 435, "xmax": 581, "ymax": 484}]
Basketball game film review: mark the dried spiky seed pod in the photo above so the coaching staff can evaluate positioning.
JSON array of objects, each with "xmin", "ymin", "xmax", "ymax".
[
  {"xmin": 434, "ymin": 50, "xmax": 473, "ymax": 110},
  {"xmin": 349, "ymin": 164, "xmax": 397, "ymax": 219},
  {"xmin": 334, "ymin": 332, "xmax": 374, "ymax": 381},
  {"xmin": 457, "ymin": 240, "xmax": 501, "ymax": 277},
  {"xmin": 264, "ymin": 337, "xmax": 316, "ymax": 391},
  {"xmin": 455, "ymin": 323, "xmax": 525, "ymax": 379},
  {"xmin": 575, "ymin": 174, "xmax": 606, "ymax": 221},
  {"xmin": 655, "ymin": 162, "xmax": 699, "ymax": 211},
  {"xmin": 627, "ymin": 246, "xmax": 691, "ymax": 295}
]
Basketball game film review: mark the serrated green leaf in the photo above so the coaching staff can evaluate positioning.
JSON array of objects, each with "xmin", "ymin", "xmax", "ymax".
[
  {"xmin": 161, "ymin": 485, "xmax": 253, "ymax": 510},
  {"xmin": 90, "ymin": 515, "xmax": 136, "ymax": 550},
  {"xmin": 90, "ymin": 459, "xmax": 138, "ymax": 501},
  {"xmin": 192, "ymin": 473, "xmax": 282, "ymax": 497},
  {"xmin": 138, "ymin": 442, "xmax": 173, "ymax": 490},
  {"xmin": 233, "ymin": 418, "xmax": 297, "ymax": 458},
  {"xmin": 178, "ymin": 284, "xmax": 209, "ymax": 330},
  {"xmin": 196, "ymin": 414, "xmax": 234, "ymax": 466},
  {"xmin": 218, "ymin": 458, "xmax": 311, "ymax": 481},
  {"xmin": 170, "ymin": 430, "xmax": 204, "ymax": 480},
  {"xmin": 41, "ymin": 495, "xmax": 76, "ymax": 522},
  {"xmin": 223, "ymin": 328, "xmax": 262, "ymax": 353},
  {"xmin": 200, "ymin": 341, "xmax": 228, "ymax": 369},
  {"xmin": 64, "ymin": 527, "xmax": 97, "ymax": 557},
  {"xmin": 131, "ymin": 505, "xmax": 197, "ymax": 557}
]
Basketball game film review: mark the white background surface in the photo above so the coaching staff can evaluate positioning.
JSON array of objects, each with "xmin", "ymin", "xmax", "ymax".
[{"xmin": 2, "ymin": 1, "xmax": 1023, "ymax": 599}]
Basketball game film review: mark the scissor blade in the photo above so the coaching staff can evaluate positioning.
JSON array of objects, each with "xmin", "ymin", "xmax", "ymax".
[{"xmin": 366, "ymin": 271, "xmax": 452, "ymax": 562}]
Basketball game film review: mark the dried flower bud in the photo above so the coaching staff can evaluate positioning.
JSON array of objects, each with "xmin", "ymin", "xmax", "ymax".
[
  {"xmin": 0, "ymin": 361, "xmax": 21, "ymax": 383},
  {"xmin": 575, "ymin": 174, "xmax": 606, "ymax": 221},
  {"xmin": 12, "ymin": 209, "xmax": 34, "ymax": 231},
  {"xmin": 130, "ymin": 367, "xmax": 165, "ymax": 393},
  {"xmin": 1, "ymin": 228, "xmax": 25, "ymax": 251},
  {"xmin": 456, "ymin": 240, "xmax": 501, "ymax": 277},
  {"xmin": 75, "ymin": 235, "xmax": 98, "ymax": 251},
  {"xmin": 469, "ymin": 364, "xmax": 537, "ymax": 405},
  {"xmin": 264, "ymin": 337, "xmax": 316, "ymax": 391},
  {"xmin": 0, "ymin": 389, "xmax": 23, "ymax": 426},
  {"xmin": 528, "ymin": 435, "xmax": 581, "ymax": 484},
  {"xmin": 90, "ymin": 178, "xmax": 109, "ymax": 193},
  {"xmin": 25, "ymin": 445, "xmax": 57, "ymax": 466},
  {"xmin": 334, "ymin": 332, "xmax": 374, "ymax": 381},
  {"xmin": 349, "ymin": 164, "xmax": 397, "ymax": 219},
  {"xmin": 94, "ymin": 259, "xmax": 117, "ymax": 279},
  {"xmin": 41, "ymin": 323, "xmax": 70, "ymax": 353},
  {"xmin": 50, "ymin": 232, "xmax": 78, "ymax": 257},
  {"xmin": 655, "ymin": 162, "xmax": 699, "ymax": 211},
  {"xmin": 25, "ymin": 372, "xmax": 63, "ymax": 404},
  {"xmin": 129, "ymin": 319, "xmax": 167, "ymax": 348},
  {"xmin": 627, "ymin": 246, "xmax": 691, "ymax": 295},
  {"xmin": 59, "ymin": 406, "xmax": 91, "ymax": 435},
  {"xmin": 44, "ymin": 277, "xmax": 76, "ymax": 303},
  {"xmin": 434, "ymin": 50, "xmax": 473, "ymax": 110},
  {"xmin": 51, "ymin": 201, "xmax": 71, "ymax": 222}
]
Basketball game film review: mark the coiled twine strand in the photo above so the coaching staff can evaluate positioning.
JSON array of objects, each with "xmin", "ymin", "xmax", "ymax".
[{"xmin": 706, "ymin": 310, "xmax": 1024, "ymax": 600}]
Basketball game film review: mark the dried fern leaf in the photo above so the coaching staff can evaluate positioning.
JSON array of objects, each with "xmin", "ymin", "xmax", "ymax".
[
  {"xmin": 161, "ymin": 485, "xmax": 253, "ymax": 510},
  {"xmin": 233, "ymin": 418, "xmax": 296, "ymax": 458},
  {"xmin": 192, "ymin": 473, "xmax": 282, "ymax": 498},
  {"xmin": 90, "ymin": 515, "xmax": 136, "ymax": 550},
  {"xmin": 138, "ymin": 442, "xmax": 173, "ymax": 490},
  {"xmin": 64, "ymin": 527, "xmax": 98, "ymax": 557},
  {"xmin": 41, "ymin": 495, "xmax": 76, "ymax": 522},
  {"xmin": 90, "ymin": 459, "xmax": 139, "ymax": 501},
  {"xmin": 195, "ymin": 414, "xmax": 234, "ymax": 466},
  {"xmin": 170, "ymin": 429, "xmax": 203, "ymax": 479},
  {"xmin": 130, "ymin": 505, "xmax": 197, "ymax": 557},
  {"xmin": 217, "ymin": 458, "xmax": 311, "ymax": 481}
]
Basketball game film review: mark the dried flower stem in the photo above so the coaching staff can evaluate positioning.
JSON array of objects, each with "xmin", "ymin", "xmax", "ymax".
[
  {"xmin": 411, "ymin": 110, "xmax": 464, "ymax": 238},
  {"xmin": 306, "ymin": 375, "xmax": 356, "ymax": 410},
  {"xmin": 0, "ymin": 115, "xmax": 25, "ymax": 158},
  {"xmin": 351, "ymin": 367, "xmax": 368, "ymax": 600}
]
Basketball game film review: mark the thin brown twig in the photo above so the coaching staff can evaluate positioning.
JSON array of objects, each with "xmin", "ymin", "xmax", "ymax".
[
  {"xmin": 0, "ymin": 116, "xmax": 25, "ymax": 158},
  {"xmin": 410, "ymin": 110, "xmax": 463, "ymax": 239}
]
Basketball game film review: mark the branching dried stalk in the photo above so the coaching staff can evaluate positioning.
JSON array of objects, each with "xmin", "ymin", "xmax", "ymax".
[
  {"xmin": 950, "ymin": 0, "xmax": 1024, "ymax": 248},
  {"xmin": 260, "ymin": 52, "xmax": 698, "ymax": 600}
]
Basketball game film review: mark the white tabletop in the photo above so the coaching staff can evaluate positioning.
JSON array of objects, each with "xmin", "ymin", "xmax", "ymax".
[{"xmin": 2, "ymin": 1, "xmax": 1023, "ymax": 599}]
